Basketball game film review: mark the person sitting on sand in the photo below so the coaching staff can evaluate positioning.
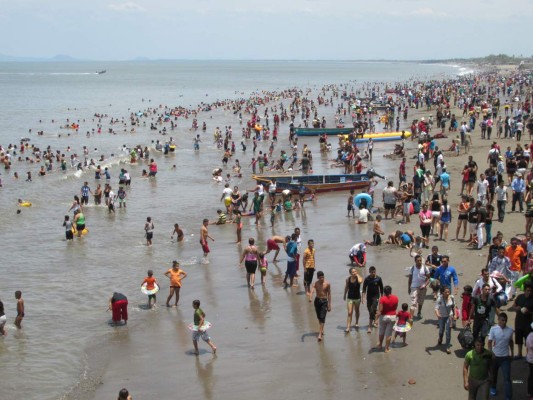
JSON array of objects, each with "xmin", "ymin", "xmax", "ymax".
[
  {"xmin": 349, "ymin": 243, "xmax": 366, "ymax": 267},
  {"xmin": 356, "ymin": 205, "xmax": 370, "ymax": 224}
]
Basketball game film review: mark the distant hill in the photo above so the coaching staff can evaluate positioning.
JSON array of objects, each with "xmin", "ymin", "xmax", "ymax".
[{"xmin": 0, "ymin": 54, "xmax": 79, "ymax": 62}]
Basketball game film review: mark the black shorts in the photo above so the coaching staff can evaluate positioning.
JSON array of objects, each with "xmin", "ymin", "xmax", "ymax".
[
  {"xmin": 149, "ymin": 171, "xmax": 157, "ymax": 177},
  {"xmin": 146, "ymin": 232, "xmax": 153, "ymax": 240},
  {"xmin": 373, "ymin": 233, "xmax": 382, "ymax": 246},
  {"xmin": 347, "ymin": 204, "xmax": 353, "ymax": 211},
  {"xmin": 384, "ymin": 203, "xmax": 395, "ymax": 210},
  {"xmin": 314, "ymin": 298, "xmax": 329, "ymax": 323},
  {"xmin": 81, "ymin": 196, "xmax": 89, "ymax": 205},
  {"xmin": 66, "ymin": 230, "xmax": 74, "ymax": 240},
  {"xmin": 76, "ymin": 224, "xmax": 85, "ymax": 231},
  {"xmin": 458, "ymin": 214, "xmax": 468, "ymax": 220},
  {"xmin": 515, "ymin": 328, "xmax": 531, "ymax": 345},
  {"xmin": 245, "ymin": 260, "xmax": 258, "ymax": 274}
]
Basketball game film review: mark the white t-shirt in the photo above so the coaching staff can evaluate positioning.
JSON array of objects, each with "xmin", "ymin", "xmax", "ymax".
[
  {"xmin": 477, "ymin": 179, "xmax": 489, "ymax": 196},
  {"xmin": 222, "ymin": 187, "xmax": 233, "ymax": 199},
  {"xmin": 410, "ymin": 265, "xmax": 429, "ymax": 289},
  {"xmin": 358, "ymin": 209, "xmax": 369, "ymax": 223},
  {"xmin": 495, "ymin": 186, "xmax": 508, "ymax": 201},
  {"xmin": 488, "ymin": 325, "xmax": 514, "ymax": 357}
]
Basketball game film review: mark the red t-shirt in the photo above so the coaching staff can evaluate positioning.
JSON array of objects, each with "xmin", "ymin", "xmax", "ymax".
[
  {"xmin": 397, "ymin": 310, "xmax": 410, "ymax": 325},
  {"xmin": 380, "ymin": 294, "xmax": 399, "ymax": 316}
]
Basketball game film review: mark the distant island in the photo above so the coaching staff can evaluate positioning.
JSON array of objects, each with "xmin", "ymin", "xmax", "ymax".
[{"xmin": 422, "ymin": 53, "xmax": 533, "ymax": 67}]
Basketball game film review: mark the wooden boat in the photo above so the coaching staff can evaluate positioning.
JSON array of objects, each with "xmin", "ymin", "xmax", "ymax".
[
  {"xmin": 338, "ymin": 131, "xmax": 411, "ymax": 143},
  {"xmin": 295, "ymin": 127, "xmax": 354, "ymax": 136},
  {"xmin": 253, "ymin": 173, "xmax": 369, "ymax": 194}
]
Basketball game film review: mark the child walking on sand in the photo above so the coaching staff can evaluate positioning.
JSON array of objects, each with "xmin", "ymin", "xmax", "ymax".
[
  {"xmin": 347, "ymin": 189, "xmax": 355, "ymax": 218},
  {"xmin": 258, "ymin": 252, "xmax": 268, "ymax": 286},
  {"xmin": 141, "ymin": 270, "xmax": 158, "ymax": 308},
  {"xmin": 393, "ymin": 303, "xmax": 411, "ymax": 346},
  {"xmin": 372, "ymin": 215, "xmax": 384, "ymax": 245},
  {"xmin": 192, "ymin": 300, "xmax": 216, "ymax": 355}
]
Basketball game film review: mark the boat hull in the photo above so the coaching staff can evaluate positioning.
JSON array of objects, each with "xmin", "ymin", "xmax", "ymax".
[
  {"xmin": 338, "ymin": 131, "xmax": 412, "ymax": 142},
  {"xmin": 295, "ymin": 127, "xmax": 353, "ymax": 136},
  {"xmin": 253, "ymin": 174, "xmax": 369, "ymax": 194}
]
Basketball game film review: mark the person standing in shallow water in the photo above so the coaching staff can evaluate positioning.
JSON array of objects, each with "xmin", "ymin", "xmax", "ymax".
[
  {"xmin": 144, "ymin": 216, "xmax": 154, "ymax": 246},
  {"xmin": 164, "ymin": 261, "xmax": 187, "ymax": 307},
  {"xmin": 200, "ymin": 218, "xmax": 215, "ymax": 258},
  {"xmin": 309, "ymin": 271, "xmax": 331, "ymax": 342}
]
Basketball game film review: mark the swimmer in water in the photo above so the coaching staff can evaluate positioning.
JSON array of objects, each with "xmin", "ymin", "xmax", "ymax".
[{"xmin": 171, "ymin": 223, "xmax": 184, "ymax": 242}]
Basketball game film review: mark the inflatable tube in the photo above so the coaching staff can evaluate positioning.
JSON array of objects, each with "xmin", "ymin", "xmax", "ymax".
[
  {"xmin": 71, "ymin": 227, "xmax": 89, "ymax": 236},
  {"xmin": 141, "ymin": 283, "xmax": 160, "ymax": 296},
  {"xmin": 18, "ymin": 202, "xmax": 32, "ymax": 207},
  {"xmin": 393, "ymin": 322, "xmax": 412, "ymax": 333},
  {"xmin": 254, "ymin": 125, "xmax": 263, "ymax": 131},
  {"xmin": 354, "ymin": 193, "xmax": 372, "ymax": 209},
  {"xmin": 514, "ymin": 274, "xmax": 532, "ymax": 290},
  {"xmin": 188, "ymin": 321, "xmax": 212, "ymax": 332}
]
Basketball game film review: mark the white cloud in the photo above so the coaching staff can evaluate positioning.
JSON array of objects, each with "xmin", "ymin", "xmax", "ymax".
[{"xmin": 108, "ymin": 2, "xmax": 144, "ymax": 12}]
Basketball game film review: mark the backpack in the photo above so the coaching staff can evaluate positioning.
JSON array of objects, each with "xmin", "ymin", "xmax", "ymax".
[{"xmin": 458, "ymin": 326, "xmax": 474, "ymax": 349}]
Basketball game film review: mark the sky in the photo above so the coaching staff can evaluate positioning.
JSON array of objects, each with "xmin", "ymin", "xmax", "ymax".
[{"xmin": 0, "ymin": 0, "xmax": 532, "ymax": 61}]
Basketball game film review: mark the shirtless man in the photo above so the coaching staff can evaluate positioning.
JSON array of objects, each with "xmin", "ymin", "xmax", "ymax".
[
  {"xmin": 171, "ymin": 223, "xmax": 184, "ymax": 242},
  {"xmin": 264, "ymin": 235, "xmax": 286, "ymax": 262},
  {"xmin": 15, "ymin": 290, "xmax": 24, "ymax": 329},
  {"xmin": 309, "ymin": 271, "xmax": 331, "ymax": 342},
  {"xmin": 200, "ymin": 218, "xmax": 215, "ymax": 257}
]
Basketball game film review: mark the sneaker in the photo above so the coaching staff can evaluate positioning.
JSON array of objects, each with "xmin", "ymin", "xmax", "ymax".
[
  {"xmin": 417, "ymin": 313, "xmax": 422, "ymax": 320},
  {"xmin": 489, "ymin": 387, "xmax": 497, "ymax": 397}
]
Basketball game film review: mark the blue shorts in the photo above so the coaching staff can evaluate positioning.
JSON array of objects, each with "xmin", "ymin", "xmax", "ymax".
[{"xmin": 286, "ymin": 260, "xmax": 297, "ymax": 277}]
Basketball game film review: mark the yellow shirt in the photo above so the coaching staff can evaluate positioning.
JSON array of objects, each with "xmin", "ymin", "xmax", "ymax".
[{"xmin": 303, "ymin": 247, "xmax": 315, "ymax": 270}]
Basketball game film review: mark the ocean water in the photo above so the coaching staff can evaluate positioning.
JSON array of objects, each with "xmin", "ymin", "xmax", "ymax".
[{"xmin": 0, "ymin": 60, "xmax": 461, "ymax": 400}]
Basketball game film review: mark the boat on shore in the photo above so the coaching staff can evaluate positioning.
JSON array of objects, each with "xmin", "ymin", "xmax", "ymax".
[
  {"xmin": 253, "ymin": 173, "xmax": 370, "ymax": 194},
  {"xmin": 295, "ymin": 127, "xmax": 354, "ymax": 136},
  {"xmin": 338, "ymin": 131, "xmax": 411, "ymax": 143}
]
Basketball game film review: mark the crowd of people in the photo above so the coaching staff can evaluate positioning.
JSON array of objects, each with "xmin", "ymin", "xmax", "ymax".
[{"xmin": 2, "ymin": 66, "xmax": 533, "ymax": 400}]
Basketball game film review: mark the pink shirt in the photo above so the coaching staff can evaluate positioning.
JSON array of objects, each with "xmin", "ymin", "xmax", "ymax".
[{"xmin": 419, "ymin": 210, "xmax": 432, "ymax": 225}]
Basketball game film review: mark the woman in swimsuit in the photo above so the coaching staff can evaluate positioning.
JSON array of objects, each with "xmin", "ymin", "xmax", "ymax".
[
  {"xmin": 455, "ymin": 195, "xmax": 470, "ymax": 241},
  {"xmin": 343, "ymin": 267, "xmax": 363, "ymax": 333},
  {"xmin": 240, "ymin": 238, "xmax": 258, "ymax": 289}
]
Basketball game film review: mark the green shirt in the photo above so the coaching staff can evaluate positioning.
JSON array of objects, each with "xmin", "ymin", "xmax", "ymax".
[
  {"xmin": 194, "ymin": 308, "xmax": 204, "ymax": 326},
  {"xmin": 465, "ymin": 348, "xmax": 492, "ymax": 380}
]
